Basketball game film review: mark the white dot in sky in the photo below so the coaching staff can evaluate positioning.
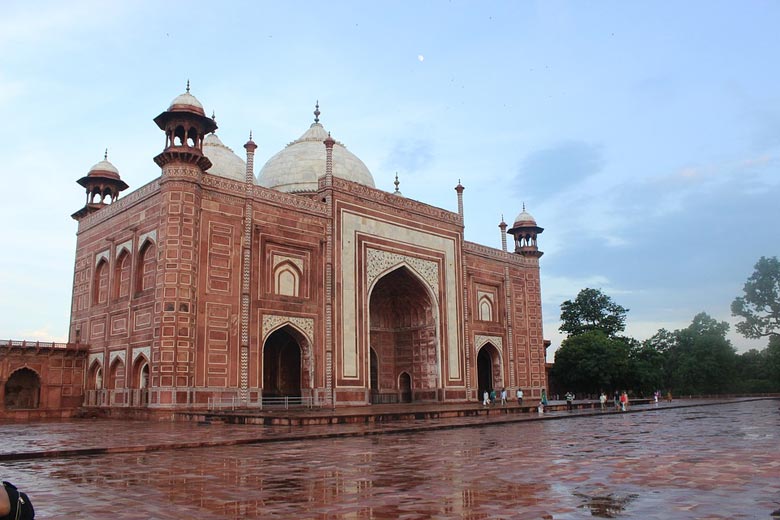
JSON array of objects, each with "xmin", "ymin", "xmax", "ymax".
[{"xmin": 418, "ymin": 54, "xmax": 425, "ymax": 62}]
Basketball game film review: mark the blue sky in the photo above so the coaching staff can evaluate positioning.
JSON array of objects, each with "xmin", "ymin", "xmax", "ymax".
[{"xmin": 1, "ymin": 1, "xmax": 778, "ymax": 359}]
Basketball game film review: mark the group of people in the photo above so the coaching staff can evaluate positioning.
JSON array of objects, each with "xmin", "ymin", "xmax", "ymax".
[
  {"xmin": 596, "ymin": 391, "xmax": 631, "ymax": 412},
  {"xmin": 481, "ymin": 387, "xmax": 527, "ymax": 407}
]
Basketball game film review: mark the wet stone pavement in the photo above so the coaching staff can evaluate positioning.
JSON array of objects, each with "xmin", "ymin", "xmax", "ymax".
[{"xmin": 1, "ymin": 399, "xmax": 779, "ymax": 519}]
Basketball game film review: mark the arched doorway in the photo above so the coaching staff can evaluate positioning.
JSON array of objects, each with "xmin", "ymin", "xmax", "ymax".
[
  {"xmin": 399, "ymin": 372, "xmax": 412, "ymax": 403},
  {"xmin": 88, "ymin": 362, "xmax": 103, "ymax": 390},
  {"xmin": 369, "ymin": 266, "xmax": 438, "ymax": 403},
  {"xmin": 132, "ymin": 357, "xmax": 150, "ymax": 406},
  {"xmin": 263, "ymin": 326, "xmax": 302, "ymax": 398},
  {"xmin": 477, "ymin": 343, "xmax": 502, "ymax": 398},
  {"xmin": 4, "ymin": 368, "xmax": 40, "ymax": 409}
]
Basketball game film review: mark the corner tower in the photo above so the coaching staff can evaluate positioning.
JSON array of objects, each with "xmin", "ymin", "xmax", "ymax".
[{"xmin": 150, "ymin": 83, "xmax": 215, "ymax": 407}]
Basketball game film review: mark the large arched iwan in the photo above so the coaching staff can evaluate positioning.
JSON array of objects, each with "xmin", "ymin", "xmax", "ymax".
[{"xmin": 368, "ymin": 265, "xmax": 439, "ymax": 403}]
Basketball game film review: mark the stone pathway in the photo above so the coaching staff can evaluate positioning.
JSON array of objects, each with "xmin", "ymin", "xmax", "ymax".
[{"xmin": 1, "ymin": 398, "xmax": 778, "ymax": 518}]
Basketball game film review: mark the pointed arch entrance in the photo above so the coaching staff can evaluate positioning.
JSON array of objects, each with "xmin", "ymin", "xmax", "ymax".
[
  {"xmin": 263, "ymin": 326, "xmax": 304, "ymax": 398},
  {"xmin": 4, "ymin": 368, "xmax": 41, "ymax": 409},
  {"xmin": 477, "ymin": 343, "xmax": 502, "ymax": 397},
  {"xmin": 369, "ymin": 265, "xmax": 438, "ymax": 403}
]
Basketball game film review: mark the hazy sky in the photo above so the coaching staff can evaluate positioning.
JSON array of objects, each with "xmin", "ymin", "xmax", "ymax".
[{"xmin": 1, "ymin": 1, "xmax": 778, "ymax": 359}]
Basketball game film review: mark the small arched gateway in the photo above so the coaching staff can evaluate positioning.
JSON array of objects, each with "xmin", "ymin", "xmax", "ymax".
[
  {"xmin": 4, "ymin": 368, "xmax": 41, "ymax": 409},
  {"xmin": 476, "ymin": 343, "xmax": 502, "ymax": 398},
  {"xmin": 262, "ymin": 325, "xmax": 311, "ymax": 398}
]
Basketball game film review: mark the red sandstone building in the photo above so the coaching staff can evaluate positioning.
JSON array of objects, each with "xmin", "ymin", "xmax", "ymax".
[{"xmin": 58, "ymin": 86, "xmax": 548, "ymax": 412}]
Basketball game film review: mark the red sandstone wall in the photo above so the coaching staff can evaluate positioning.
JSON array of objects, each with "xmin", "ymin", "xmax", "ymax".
[{"xmin": 0, "ymin": 344, "xmax": 87, "ymax": 418}]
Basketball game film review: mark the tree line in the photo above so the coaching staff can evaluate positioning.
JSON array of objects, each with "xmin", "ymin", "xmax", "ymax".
[{"xmin": 550, "ymin": 256, "xmax": 780, "ymax": 396}]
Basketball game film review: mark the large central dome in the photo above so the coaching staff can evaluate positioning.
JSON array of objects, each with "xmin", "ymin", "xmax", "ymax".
[{"xmin": 257, "ymin": 114, "xmax": 375, "ymax": 193}]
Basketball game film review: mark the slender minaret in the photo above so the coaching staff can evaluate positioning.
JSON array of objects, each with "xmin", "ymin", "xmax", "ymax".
[
  {"xmin": 499, "ymin": 215, "xmax": 508, "ymax": 252},
  {"xmin": 239, "ymin": 131, "xmax": 257, "ymax": 402},
  {"xmin": 454, "ymin": 180, "xmax": 465, "ymax": 223},
  {"xmin": 324, "ymin": 131, "xmax": 336, "ymax": 406}
]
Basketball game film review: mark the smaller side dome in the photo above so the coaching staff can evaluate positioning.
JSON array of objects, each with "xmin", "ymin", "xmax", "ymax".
[{"xmin": 203, "ymin": 133, "xmax": 247, "ymax": 182}]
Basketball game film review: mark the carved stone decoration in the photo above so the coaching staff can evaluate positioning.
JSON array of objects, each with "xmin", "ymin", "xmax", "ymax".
[
  {"xmin": 137, "ymin": 230, "xmax": 157, "ymax": 250},
  {"xmin": 474, "ymin": 334, "xmax": 503, "ymax": 352},
  {"xmin": 132, "ymin": 346, "xmax": 150, "ymax": 364},
  {"xmin": 95, "ymin": 250, "xmax": 110, "ymax": 266},
  {"xmin": 366, "ymin": 248, "xmax": 439, "ymax": 297},
  {"xmin": 261, "ymin": 314, "xmax": 315, "ymax": 389},
  {"xmin": 272, "ymin": 254, "xmax": 304, "ymax": 272},
  {"xmin": 115, "ymin": 239, "xmax": 133, "ymax": 258},
  {"xmin": 109, "ymin": 349, "xmax": 126, "ymax": 366},
  {"xmin": 88, "ymin": 352, "xmax": 102, "ymax": 368},
  {"xmin": 262, "ymin": 315, "xmax": 314, "ymax": 344}
]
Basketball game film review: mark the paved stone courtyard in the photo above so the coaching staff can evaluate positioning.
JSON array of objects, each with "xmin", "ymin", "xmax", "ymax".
[{"xmin": 1, "ymin": 399, "xmax": 778, "ymax": 519}]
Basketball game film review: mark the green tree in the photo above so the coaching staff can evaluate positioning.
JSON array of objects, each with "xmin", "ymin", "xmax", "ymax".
[
  {"xmin": 559, "ymin": 288, "xmax": 629, "ymax": 338},
  {"xmin": 731, "ymin": 256, "xmax": 780, "ymax": 339},
  {"xmin": 629, "ymin": 339, "xmax": 665, "ymax": 395},
  {"xmin": 551, "ymin": 330, "xmax": 631, "ymax": 395},
  {"xmin": 666, "ymin": 313, "xmax": 737, "ymax": 395}
]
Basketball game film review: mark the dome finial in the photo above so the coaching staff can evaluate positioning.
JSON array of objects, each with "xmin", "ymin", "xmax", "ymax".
[
  {"xmin": 186, "ymin": 79, "xmax": 190, "ymax": 93},
  {"xmin": 249, "ymin": 130, "xmax": 253, "ymax": 140},
  {"xmin": 211, "ymin": 111, "xmax": 217, "ymax": 133},
  {"xmin": 394, "ymin": 172, "xmax": 400, "ymax": 193},
  {"xmin": 104, "ymin": 148, "xmax": 108, "ymax": 160},
  {"xmin": 523, "ymin": 201, "xmax": 526, "ymax": 212},
  {"xmin": 314, "ymin": 100, "xmax": 320, "ymax": 123}
]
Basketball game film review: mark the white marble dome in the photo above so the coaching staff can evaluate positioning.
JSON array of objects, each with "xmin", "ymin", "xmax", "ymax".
[
  {"xmin": 203, "ymin": 133, "xmax": 247, "ymax": 182},
  {"xmin": 168, "ymin": 91, "xmax": 205, "ymax": 116},
  {"xmin": 257, "ymin": 121, "xmax": 375, "ymax": 193},
  {"xmin": 87, "ymin": 158, "xmax": 120, "ymax": 178},
  {"xmin": 512, "ymin": 208, "xmax": 537, "ymax": 228}
]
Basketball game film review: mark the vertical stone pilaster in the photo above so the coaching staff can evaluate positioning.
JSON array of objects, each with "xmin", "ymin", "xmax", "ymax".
[{"xmin": 504, "ymin": 265, "xmax": 515, "ymax": 388}]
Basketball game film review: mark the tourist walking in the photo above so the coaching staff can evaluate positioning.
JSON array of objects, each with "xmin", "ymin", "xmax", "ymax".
[
  {"xmin": 565, "ymin": 391, "xmax": 574, "ymax": 411},
  {"xmin": 482, "ymin": 390, "xmax": 489, "ymax": 406},
  {"xmin": 541, "ymin": 389, "xmax": 548, "ymax": 406},
  {"xmin": 516, "ymin": 388, "xmax": 524, "ymax": 406},
  {"xmin": 599, "ymin": 392, "xmax": 607, "ymax": 411},
  {"xmin": 613, "ymin": 391, "xmax": 620, "ymax": 411},
  {"xmin": 489, "ymin": 389, "xmax": 496, "ymax": 406},
  {"xmin": 500, "ymin": 388, "xmax": 507, "ymax": 406},
  {"xmin": 620, "ymin": 391, "xmax": 629, "ymax": 412}
]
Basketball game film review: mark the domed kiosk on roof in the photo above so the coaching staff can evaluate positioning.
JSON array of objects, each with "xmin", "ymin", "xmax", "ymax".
[
  {"xmin": 507, "ymin": 204, "xmax": 544, "ymax": 257},
  {"xmin": 257, "ymin": 104, "xmax": 375, "ymax": 193},
  {"xmin": 71, "ymin": 150, "xmax": 128, "ymax": 220}
]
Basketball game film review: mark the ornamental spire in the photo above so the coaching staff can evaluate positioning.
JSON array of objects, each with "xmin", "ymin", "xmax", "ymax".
[
  {"xmin": 314, "ymin": 100, "xmax": 320, "ymax": 123},
  {"xmin": 186, "ymin": 79, "xmax": 190, "ymax": 93}
]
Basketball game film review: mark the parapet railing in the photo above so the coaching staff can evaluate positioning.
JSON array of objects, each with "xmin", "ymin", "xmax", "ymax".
[
  {"xmin": 207, "ymin": 395, "xmax": 320, "ymax": 411},
  {"xmin": 0, "ymin": 339, "xmax": 86, "ymax": 350}
]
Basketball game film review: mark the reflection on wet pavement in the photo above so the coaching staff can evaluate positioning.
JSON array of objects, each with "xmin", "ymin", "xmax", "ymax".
[{"xmin": 1, "ymin": 399, "xmax": 778, "ymax": 519}]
